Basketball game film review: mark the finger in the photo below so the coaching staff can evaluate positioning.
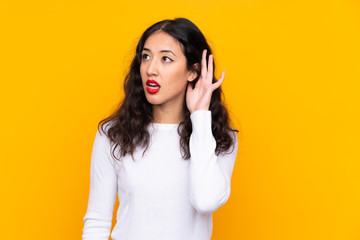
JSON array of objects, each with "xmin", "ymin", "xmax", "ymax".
[
  {"xmin": 201, "ymin": 49, "xmax": 207, "ymax": 79},
  {"xmin": 208, "ymin": 54, "xmax": 213, "ymax": 80},
  {"xmin": 212, "ymin": 71, "xmax": 225, "ymax": 90}
]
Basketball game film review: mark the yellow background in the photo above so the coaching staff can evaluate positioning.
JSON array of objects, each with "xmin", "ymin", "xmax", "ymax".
[{"xmin": 1, "ymin": 0, "xmax": 359, "ymax": 239}]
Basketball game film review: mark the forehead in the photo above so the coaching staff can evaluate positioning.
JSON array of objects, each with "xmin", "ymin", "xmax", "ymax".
[{"xmin": 143, "ymin": 31, "xmax": 184, "ymax": 53}]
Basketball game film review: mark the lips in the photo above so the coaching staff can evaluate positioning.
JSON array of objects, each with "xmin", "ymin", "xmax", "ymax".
[{"xmin": 146, "ymin": 79, "xmax": 161, "ymax": 94}]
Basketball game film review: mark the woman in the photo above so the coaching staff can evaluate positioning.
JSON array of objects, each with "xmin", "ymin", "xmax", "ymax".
[{"xmin": 82, "ymin": 17, "xmax": 239, "ymax": 240}]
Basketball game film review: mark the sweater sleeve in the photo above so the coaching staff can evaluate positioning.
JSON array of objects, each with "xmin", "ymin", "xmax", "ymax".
[
  {"xmin": 188, "ymin": 110, "xmax": 238, "ymax": 214},
  {"xmin": 82, "ymin": 128, "xmax": 118, "ymax": 240}
]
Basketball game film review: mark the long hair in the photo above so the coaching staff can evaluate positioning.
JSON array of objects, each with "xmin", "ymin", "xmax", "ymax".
[{"xmin": 98, "ymin": 17, "xmax": 238, "ymax": 161}]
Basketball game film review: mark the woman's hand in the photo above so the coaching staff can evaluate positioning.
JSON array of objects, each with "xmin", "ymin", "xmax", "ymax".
[{"xmin": 186, "ymin": 49, "xmax": 225, "ymax": 114}]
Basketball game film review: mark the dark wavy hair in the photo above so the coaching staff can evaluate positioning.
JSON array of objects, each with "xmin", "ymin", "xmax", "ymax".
[{"xmin": 98, "ymin": 17, "xmax": 238, "ymax": 161}]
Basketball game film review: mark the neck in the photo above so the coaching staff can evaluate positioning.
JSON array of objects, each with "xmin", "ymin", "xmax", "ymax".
[{"xmin": 152, "ymin": 101, "xmax": 185, "ymax": 124}]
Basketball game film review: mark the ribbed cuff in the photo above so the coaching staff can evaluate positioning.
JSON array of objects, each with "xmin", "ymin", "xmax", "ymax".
[{"xmin": 190, "ymin": 110, "xmax": 213, "ymax": 137}]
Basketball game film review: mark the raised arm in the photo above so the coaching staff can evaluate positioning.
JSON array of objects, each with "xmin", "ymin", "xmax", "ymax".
[
  {"xmin": 82, "ymin": 128, "xmax": 118, "ymax": 240},
  {"xmin": 186, "ymin": 49, "xmax": 238, "ymax": 214},
  {"xmin": 188, "ymin": 110, "xmax": 238, "ymax": 214}
]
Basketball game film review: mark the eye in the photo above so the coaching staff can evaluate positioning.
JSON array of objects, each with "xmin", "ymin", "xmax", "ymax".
[
  {"xmin": 162, "ymin": 56, "xmax": 173, "ymax": 62},
  {"xmin": 142, "ymin": 53, "xmax": 150, "ymax": 61}
]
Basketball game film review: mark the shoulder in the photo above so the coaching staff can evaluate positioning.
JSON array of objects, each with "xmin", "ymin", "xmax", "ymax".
[
  {"xmin": 94, "ymin": 120, "xmax": 114, "ymax": 148},
  {"xmin": 92, "ymin": 120, "xmax": 123, "ymax": 163},
  {"xmin": 229, "ymin": 128, "xmax": 238, "ymax": 143}
]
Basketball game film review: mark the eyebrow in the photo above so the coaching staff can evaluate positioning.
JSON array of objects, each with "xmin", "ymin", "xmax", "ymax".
[{"xmin": 142, "ymin": 47, "xmax": 176, "ymax": 56}]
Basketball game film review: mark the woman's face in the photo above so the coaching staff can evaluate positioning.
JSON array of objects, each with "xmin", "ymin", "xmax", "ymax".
[{"xmin": 140, "ymin": 30, "xmax": 196, "ymax": 109}]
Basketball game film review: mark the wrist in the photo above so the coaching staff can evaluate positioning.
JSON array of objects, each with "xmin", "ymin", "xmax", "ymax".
[{"xmin": 189, "ymin": 104, "xmax": 210, "ymax": 114}]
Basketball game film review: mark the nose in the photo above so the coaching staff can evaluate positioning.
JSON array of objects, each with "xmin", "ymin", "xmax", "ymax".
[{"xmin": 146, "ymin": 58, "xmax": 159, "ymax": 76}]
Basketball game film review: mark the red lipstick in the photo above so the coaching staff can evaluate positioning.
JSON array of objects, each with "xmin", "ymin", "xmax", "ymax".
[{"xmin": 146, "ymin": 79, "xmax": 161, "ymax": 94}]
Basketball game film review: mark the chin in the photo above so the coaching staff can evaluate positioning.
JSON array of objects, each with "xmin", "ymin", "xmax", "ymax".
[{"xmin": 144, "ymin": 92, "xmax": 162, "ymax": 105}]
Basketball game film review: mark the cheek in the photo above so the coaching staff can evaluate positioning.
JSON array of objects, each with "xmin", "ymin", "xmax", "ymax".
[
  {"xmin": 140, "ymin": 65, "xmax": 146, "ymax": 82},
  {"xmin": 140, "ymin": 64, "xmax": 144, "ymax": 75},
  {"xmin": 165, "ymin": 73, "xmax": 189, "ymax": 93},
  {"xmin": 167, "ymin": 65, "xmax": 189, "ymax": 82}
]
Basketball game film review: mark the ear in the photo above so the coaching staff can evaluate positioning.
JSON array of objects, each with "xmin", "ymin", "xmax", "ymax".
[{"xmin": 187, "ymin": 63, "xmax": 200, "ymax": 82}]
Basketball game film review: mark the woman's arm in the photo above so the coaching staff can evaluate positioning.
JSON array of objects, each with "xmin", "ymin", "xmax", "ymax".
[
  {"xmin": 188, "ymin": 110, "xmax": 238, "ymax": 214},
  {"xmin": 82, "ymin": 128, "xmax": 118, "ymax": 240}
]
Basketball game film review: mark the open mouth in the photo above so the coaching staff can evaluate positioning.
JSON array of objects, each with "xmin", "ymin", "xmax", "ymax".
[{"xmin": 146, "ymin": 79, "xmax": 161, "ymax": 94}]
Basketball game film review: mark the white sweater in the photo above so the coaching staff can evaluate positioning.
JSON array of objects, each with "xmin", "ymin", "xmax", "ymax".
[{"xmin": 82, "ymin": 110, "xmax": 238, "ymax": 240}]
